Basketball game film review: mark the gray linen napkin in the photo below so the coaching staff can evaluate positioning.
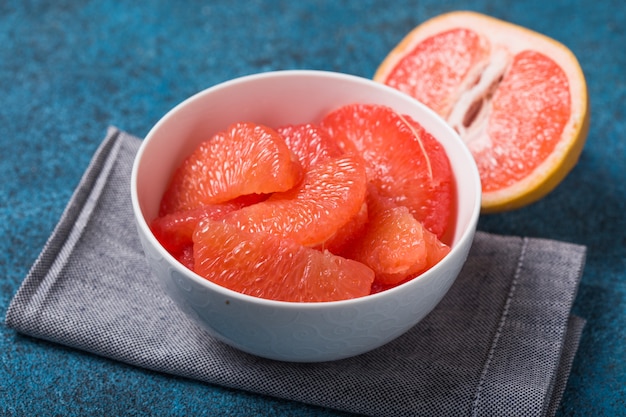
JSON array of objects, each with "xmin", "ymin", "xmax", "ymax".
[{"xmin": 5, "ymin": 127, "xmax": 586, "ymax": 417}]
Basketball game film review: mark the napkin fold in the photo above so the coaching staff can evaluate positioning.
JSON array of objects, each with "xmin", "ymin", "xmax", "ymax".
[{"xmin": 5, "ymin": 127, "xmax": 586, "ymax": 417}]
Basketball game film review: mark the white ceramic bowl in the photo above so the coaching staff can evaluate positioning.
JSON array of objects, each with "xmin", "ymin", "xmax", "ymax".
[{"xmin": 131, "ymin": 70, "xmax": 481, "ymax": 362}]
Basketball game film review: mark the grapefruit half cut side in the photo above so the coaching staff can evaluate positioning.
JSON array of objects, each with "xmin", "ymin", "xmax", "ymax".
[{"xmin": 374, "ymin": 11, "xmax": 589, "ymax": 212}]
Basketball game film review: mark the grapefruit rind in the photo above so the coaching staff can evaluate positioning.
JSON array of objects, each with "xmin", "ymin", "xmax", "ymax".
[{"xmin": 374, "ymin": 11, "xmax": 589, "ymax": 213}]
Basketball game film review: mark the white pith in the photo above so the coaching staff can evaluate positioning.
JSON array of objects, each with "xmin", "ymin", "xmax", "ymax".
[{"xmin": 447, "ymin": 48, "xmax": 511, "ymax": 153}]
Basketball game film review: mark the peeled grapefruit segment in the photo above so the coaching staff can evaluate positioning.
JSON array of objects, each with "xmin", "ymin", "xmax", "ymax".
[
  {"xmin": 192, "ymin": 219, "xmax": 375, "ymax": 302},
  {"xmin": 224, "ymin": 155, "xmax": 368, "ymax": 247},
  {"xmin": 277, "ymin": 123, "xmax": 344, "ymax": 169},
  {"xmin": 374, "ymin": 11, "xmax": 589, "ymax": 213},
  {"xmin": 318, "ymin": 202, "xmax": 369, "ymax": 255},
  {"xmin": 351, "ymin": 205, "xmax": 429, "ymax": 282},
  {"xmin": 343, "ymin": 188, "xmax": 450, "ymax": 287},
  {"xmin": 159, "ymin": 122, "xmax": 301, "ymax": 215},
  {"xmin": 151, "ymin": 194, "xmax": 266, "ymax": 260},
  {"xmin": 321, "ymin": 103, "xmax": 454, "ymax": 239}
]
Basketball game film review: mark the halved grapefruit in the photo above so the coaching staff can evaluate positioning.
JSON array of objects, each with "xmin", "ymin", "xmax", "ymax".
[{"xmin": 374, "ymin": 11, "xmax": 589, "ymax": 212}]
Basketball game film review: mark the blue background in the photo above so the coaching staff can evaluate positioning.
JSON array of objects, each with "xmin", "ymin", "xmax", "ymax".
[{"xmin": 1, "ymin": 1, "xmax": 624, "ymax": 416}]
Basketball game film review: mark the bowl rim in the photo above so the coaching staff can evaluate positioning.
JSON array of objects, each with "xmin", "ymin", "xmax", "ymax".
[{"xmin": 130, "ymin": 69, "xmax": 481, "ymax": 309}]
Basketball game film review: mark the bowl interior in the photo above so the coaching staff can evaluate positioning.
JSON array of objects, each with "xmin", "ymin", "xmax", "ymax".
[{"xmin": 132, "ymin": 70, "xmax": 480, "ymax": 254}]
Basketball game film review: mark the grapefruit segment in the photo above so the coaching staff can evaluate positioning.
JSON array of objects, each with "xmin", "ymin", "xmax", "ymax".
[
  {"xmin": 351, "ymin": 205, "xmax": 428, "ymax": 282},
  {"xmin": 374, "ymin": 11, "xmax": 589, "ymax": 212},
  {"xmin": 277, "ymin": 123, "xmax": 344, "ymax": 169},
  {"xmin": 343, "ymin": 188, "xmax": 451, "ymax": 287},
  {"xmin": 321, "ymin": 103, "xmax": 454, "ymax": 239},
  {"xmin": 192, "ymin": 219, "xmax": 375, "ymax": 302},
  {"xmin": 151, "ymin": 194, "xmax": 266, "ymax": 261},
  {"xmin": 159, "ymin": 122, "xmax": 301, "ymax": 215},
  {"xmin": 318, "ymin": 202, "xmax": 369, "ymax": 255},
  {"xmin": 224, "ymin": 155, "xmax": 368, "ymax": 247}
]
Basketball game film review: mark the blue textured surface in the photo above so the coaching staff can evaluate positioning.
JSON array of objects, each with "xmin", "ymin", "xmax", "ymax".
[{"xmin": 1, "ymin": 1, "xmax": 624, "ymax": 416}]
